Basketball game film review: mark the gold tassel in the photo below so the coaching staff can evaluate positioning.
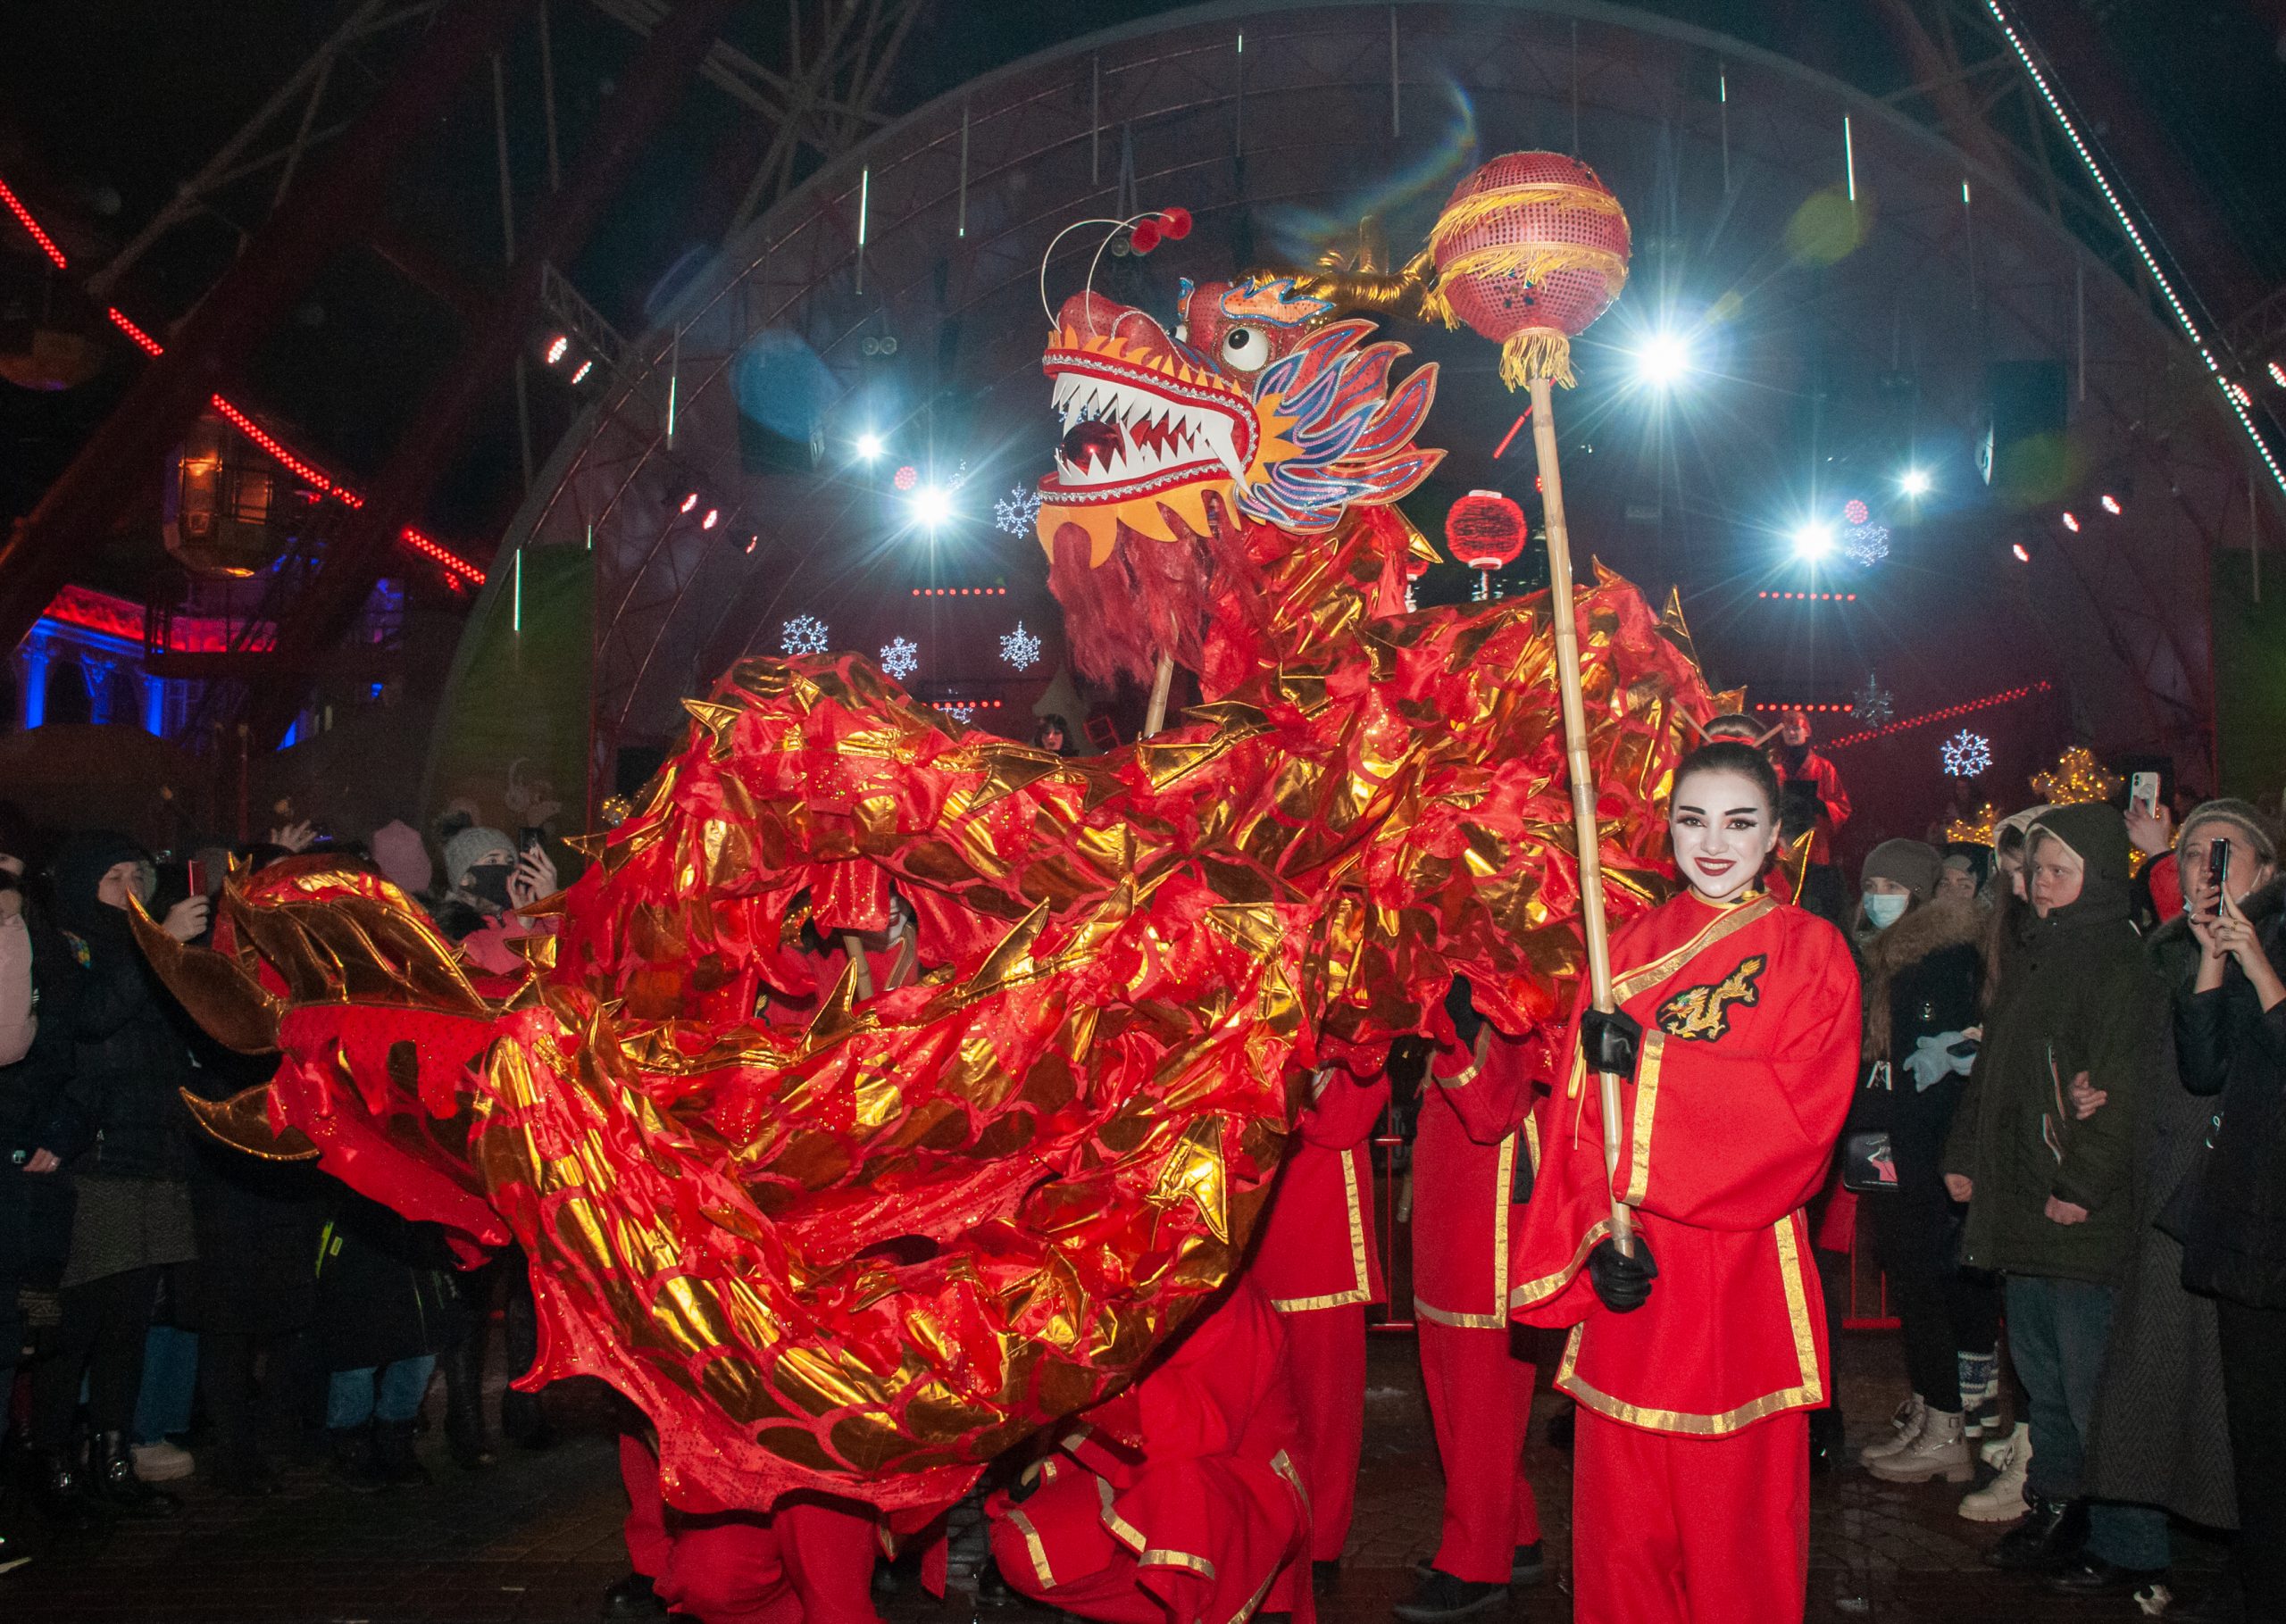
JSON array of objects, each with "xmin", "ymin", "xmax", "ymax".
[
  {"xmin": 1499, "ymin": 330, "xmax": 1575, "ymax": 390},
  {"xmin": 1427, "ymin": 181, "xmax": 1629, "ymax": 255}
]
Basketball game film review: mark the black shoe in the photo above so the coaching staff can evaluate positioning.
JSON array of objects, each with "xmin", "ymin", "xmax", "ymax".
[
  {"xmin": 2046, "ymin": 1555, "xmax": 2169, "ymax": 1597},
  {"xmin": 1984, "ymin": 1495, "xmax": 2088, "ymax": 1572},
  {"xmin": 1392, "ymin": 1569, "xmax": 1509, "ymax": 1623},
  {"xmin": 327, "ymin": 1426, "xmax": 387, "ymax": 1494},
  {"xmin": 88, "ymin": 1432, "xmax": 179, "ymax": 1519},
  {"xmin": 601, "ymin": 1571, "xmax": 668, "ymax": 1620},
  {"xmin": 1545, "ymin": 1404, "xmax": 1575, "ymax": 1453},
  {"xmin": 1414, "ymin": 1545, "xmax": 1542, "ymax": 1586},
  {"xmin": 29, "ymin": 1450, "xmax": 102, "ymax": 1529},
  {"xmin": 371, "ymin": 1420, "xmax": 430, "ymax": 1487},
  {"xmin": 1313, "ymin": 1559, "xmax": 1341, "ymax": 1592}
]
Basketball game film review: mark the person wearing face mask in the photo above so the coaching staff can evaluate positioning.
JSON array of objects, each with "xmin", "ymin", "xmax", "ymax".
[
  {"xmin": 435, "ymin": 824, "xmax": 559, "ymax": 977},
  {"xmin": 1842, "ymin": 841, "xmax": 2001, "ymax": 1485},
  {"xmin": 1940, "ymin": 804, "xmax": 2173, "ymax": 1598},
  {"xmin": 1771, "ymin": 711, "xmax": 1852, "ymax": 926},
  {"xmin": 1507, "ymin": 741, "xmax": 1860, "ymax": 1624}
]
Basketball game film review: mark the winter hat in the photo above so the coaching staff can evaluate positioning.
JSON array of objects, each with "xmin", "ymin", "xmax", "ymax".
[
  {"xmin": 1861, "ymin": 838, "xmax": 1942, "ymax": 903},
  {"xmin": 2179, "ymin": 798, "xmax": 2278, "ymax": 870},
  {"xmin": 49, "ymin": 829, "xmax": 151, "ymax": 933},
  {"xmin": 2027, "ymin": 802, "xmax": 2133, "ymax": 927},
  {"xmin": 442, "ymin": 826, "xmax": 514, "ymax": 890},
  {"xmin": 371, "ymin": 820, "xmax": 434, "ymax": 896},
  {"xmin": 1940, "ymin": 843, "xmax": 1994, "ymax": 890}
]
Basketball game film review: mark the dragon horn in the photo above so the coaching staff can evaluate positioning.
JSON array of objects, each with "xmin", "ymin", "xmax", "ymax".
[{"xmin": 128, "ymin": 896, "xmax": 282, "ymax": 1054}]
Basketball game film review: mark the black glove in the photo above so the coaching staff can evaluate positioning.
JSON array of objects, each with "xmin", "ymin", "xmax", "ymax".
[
  {"xmin": 1580, "ymin": 1006, "xmax": 1643, "ymax": 1079},
  {"xmin": 1444, "ymin": 976, "xmax": 1485, "ymax": 1049},
  {"xmin": 1586, "ymin": 1235, "xmax": 1657, "ymax": 1313}
]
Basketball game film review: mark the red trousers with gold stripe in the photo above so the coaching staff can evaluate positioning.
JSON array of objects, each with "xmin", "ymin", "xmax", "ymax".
[
  {"xmin": 1570, "ymin": 1406, "xmax": 1808, "ymax": 1624},
  {"xmin": 1280, "ymin": 1303, "xmax": 1367, "ymax": 1562},
  {"xmin": 620, "ymin": 1434, "xmax": 881, "ymax": 1624},
  {"xmin": 1416, "ymin": 1320, "xmax": 1539, "ymax": 1583}
]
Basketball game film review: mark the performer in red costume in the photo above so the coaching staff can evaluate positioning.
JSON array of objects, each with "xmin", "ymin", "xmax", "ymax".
[
  {"xmin": 1246, "ymin": 1066, "xmax": 1389, "ymax": 1583},
  {"xmin": 988, "ymin": 1276, "xmax": 1313, "ymax": 1624},
  {"xmin": 1394, "ymin": 992, "xmax": 1544, "ymax": 1623},
  {"xmin": 616, "ymin": 1432, "xmax": 885, "ymax": 1624},
  {"xmin": 1510, "ymin": 740, "xmax": 1859, "ymax": 1624}
]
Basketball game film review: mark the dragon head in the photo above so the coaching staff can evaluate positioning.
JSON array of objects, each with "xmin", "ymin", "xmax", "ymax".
[{"xmin": 1035, "ymin": 277, "xmax": 1441, "ymax": 682}]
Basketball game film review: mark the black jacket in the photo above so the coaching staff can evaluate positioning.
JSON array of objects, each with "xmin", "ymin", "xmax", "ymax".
[
  {"xmin": 316, "ymin": 1195, "xmax": 474, "ymax": 1370},
  {"xmin": 42, "ymin": 833, "xmax": 197, "ymax": 1180},
  {"xmin": 2169, "ymin": 883, "xmax": 2286, "ymax": 1310}
]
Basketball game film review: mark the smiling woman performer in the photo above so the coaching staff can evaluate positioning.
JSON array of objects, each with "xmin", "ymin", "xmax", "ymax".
[{"xmin": 1506, "ymin": 741, "xmax": 1861, "ymax": 1624}]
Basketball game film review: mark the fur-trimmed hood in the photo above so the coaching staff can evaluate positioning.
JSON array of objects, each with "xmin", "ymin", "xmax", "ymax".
[{"xmin": 1860, "ymin": 895, "xmax": 1988, "ymax": 1060}]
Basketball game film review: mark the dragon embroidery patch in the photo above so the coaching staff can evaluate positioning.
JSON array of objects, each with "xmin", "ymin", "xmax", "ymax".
[{"xmin": 1656, "ymin": 954, "xmax": 1767, "ymax": 1042}]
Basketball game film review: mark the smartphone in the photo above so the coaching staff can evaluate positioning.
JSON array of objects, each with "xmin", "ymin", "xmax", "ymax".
[
  {"xmin": 2129, "ymin": 770, "xmax": 2160, "ymax": 816},
  {"xmin": 2209, "ymin": 838, "xmax": 2231, "ymax": 915},
  {"xmin": 186, "ymin": 858, "xmax": 207, "ymax": 895}
]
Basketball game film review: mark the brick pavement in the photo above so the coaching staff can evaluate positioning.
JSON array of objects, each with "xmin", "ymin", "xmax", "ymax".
[{"xmin": 1, "ymin": 1329, "xmax": 2225, "ymax": 1622}]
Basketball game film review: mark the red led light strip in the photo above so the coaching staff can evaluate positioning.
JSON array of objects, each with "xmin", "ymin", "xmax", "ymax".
[
  {"xmin": 0, "ymin": 175, "xmax": 66, "ymax": 270},
  {"xmin": 104, "ymin": 310, "xmax": 484, "ymax": 587},
  {"xmin": 1823, "ymin": 681, "xmax": 2053, "ymax": 750},
  {"xmin": 1756, "ymin": 591, "xmax": 1860, "ymax": 602},
  {"xmin": 908, "ymin": 587, "xmax": 1007, "ymax": 596},
  {"xmin": 930, "ymin": 698, "xmax": 1005, "ymax": 710},
  {"xmin": 1750, "ymin": 702, "xmax": 1856, "ymax": 713}
]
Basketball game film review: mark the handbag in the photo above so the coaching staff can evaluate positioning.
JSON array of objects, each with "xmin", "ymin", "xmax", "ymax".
[{"xmin": 1840, "ymin": 1058, "xmax": 1899, "ymax": 1194}]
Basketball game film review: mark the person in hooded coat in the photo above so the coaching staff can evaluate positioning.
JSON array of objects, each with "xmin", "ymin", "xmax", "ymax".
[
  {"xmin": 21, "ymin": 832, "xmax": 209, "ymax": 1520},
  {"xmin": 1941, "ymin": 803, "xmax": 2173, "ymax": 1599}
]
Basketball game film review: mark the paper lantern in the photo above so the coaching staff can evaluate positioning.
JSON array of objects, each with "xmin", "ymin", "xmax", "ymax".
[
  {"xmin": 1422, "ymin": 152, "xmax": 1632, "ymax": 389},
  {"xmin": 1444, "ymin": 490, "xmax": 1529, "ymax": 570}
]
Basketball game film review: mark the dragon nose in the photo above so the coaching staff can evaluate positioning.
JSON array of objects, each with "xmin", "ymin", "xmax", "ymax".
[{"xmin": 1051, "ymin": 293, "xmax": 1176, "ymax": 361}]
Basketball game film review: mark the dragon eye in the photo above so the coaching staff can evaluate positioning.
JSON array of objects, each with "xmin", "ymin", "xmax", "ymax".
[{"xmin": 1220, "ymin": 325, "xmax": 1270, "ymax": 372}]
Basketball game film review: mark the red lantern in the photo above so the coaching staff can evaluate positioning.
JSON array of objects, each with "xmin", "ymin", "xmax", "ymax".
[
  {"xmin": 1422, "ymin": 152, "xmax": 1632, "ymax": 389},
  {"xmin": 1444, "ymin": 490, "xmax": 1529, "ymax": 570}
]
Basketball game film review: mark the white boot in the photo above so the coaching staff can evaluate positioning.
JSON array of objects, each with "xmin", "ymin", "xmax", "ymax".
[
  {"xmin": 1856, "ymin": 1393, "xmax": 1926, "ymax": 1466},
  {"xmin": 1958, "ymin": 1422, "xmax": 2032, "ymax": 1521},
  {"xmin": 1868, "ymin": 1407, "xmax": 1972, "ymax": 1482}
]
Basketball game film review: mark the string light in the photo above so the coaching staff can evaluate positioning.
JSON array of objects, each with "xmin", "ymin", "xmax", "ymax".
[
  {"xmin": 0, "ymin": 174, "xmax": 66, "ymax": 269},
  {"xmin": 2060, "ymin": 511, "xmax": 2080, "ymax": 532},
  {"xmin": 2099, "ymin": 493, "xmax": 2123, "ymax": 515},
  {"xmin": 544, "ymin": 335, "xmax": 569, "ymax": 365},
  {"xmin": 1941, "ymin": 729, "xmax": 1994, "ymax": 778},
  {"xmin": 570, "ymin": 359, "xmax": 594, "ymax": 384},
  {"xmin": 2030, "ymin": 744, "xmax": 2120, "ymax": 806},
  {"xmin": 1985, "ymin": 0, "xmax": 2286, "ymax": 499},
  {"xmin": 107, "ymin": 308, "xmax": 164, "ymax": 356},
  {"xmin": 1825, "ymin": 680, "xmax": 2053, "ymax": 749},
  {"xmin": 1944, "ymin": 803, "xmax": 1999, "ymax": 845}
]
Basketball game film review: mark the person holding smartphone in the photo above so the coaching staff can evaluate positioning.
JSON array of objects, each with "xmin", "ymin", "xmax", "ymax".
[{"xmin": 2166, "ymin": 801, "xmax": 2286, "ymax": 1620}]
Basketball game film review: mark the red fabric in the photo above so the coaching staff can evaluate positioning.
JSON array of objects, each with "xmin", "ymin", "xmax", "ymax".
[
  {"xmin": 988, "ymin": 1278, "xmax": 1312, "ymax": 1624},
  {"xmin": 1250, "ymin": 1071, "xmax": 1388, "ymax": 1310},
  {"xmin": 1779, "ymin": 750, "xmax": 1850, "ymax": 865},
  {"xmin": 1571, "ymin": 1405, "xmax": 1808, "ymax": 1624},
  {"xmin": 1276, "ymin": 1303, "xmax": 1366, "ymax": 1562},
  {"xmin": 1417, "ymin": 1319, "xmax": 1540, "ymax": 1582},
  {"xmin": 1511, "ymin": 893, "xmax": 1859, "ymax": 1434},
  {"xmin": 458, "ymin": 913, "xmax": 553, "ymax": 978},
  {"xmin": 620, "ymin": 1435, "xmax": 883, "ymax": 1624},
  {"xmin": 1411, "ymin": 1034, "xmax": 1535, "ymax": 1328},
  {"xmin": 2149, "ymin": 851, "xmax": 2183, "ymax": 922}
]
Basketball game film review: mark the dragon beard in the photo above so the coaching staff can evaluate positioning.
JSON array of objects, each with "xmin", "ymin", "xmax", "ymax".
[{"xmin": 1047, "ymin": 497, "xmax": 1262, "ymax": 690}]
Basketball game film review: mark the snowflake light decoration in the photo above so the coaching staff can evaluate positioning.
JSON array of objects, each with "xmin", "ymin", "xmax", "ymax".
[
  {"xmin": 1941, "ymin": 729, "xmax": 1993, "ymax": 778},
  {"xmin": 999, "ymin": 620, "xmax": 1042, "ymax": 671},
  {"xmin": 879, "ymin": 637, "xmax": 919, "ymax": 681},
  {"xmin": 1852, "ymin": 672, "xmax": 1894, "ymax": 727},
  {"xmin": 995, "ymin": 485, "xmax": 1044, "ymax": 537},
  {"xmin": 780, "ymin": 615, "xmax": 830, "ymax": 656},
  {"xmin": 1844, "ymin": 521, "xmax": 1890, "ymax": 566}
]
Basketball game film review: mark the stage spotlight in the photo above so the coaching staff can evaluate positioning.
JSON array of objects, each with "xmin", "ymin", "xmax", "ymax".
[
  {"xmin": 2013, "ymin": 542, "xmax": 2032, "ymax": 562},
  {"xmin": 2060, "ymin": 511, "xmax": 2080, "ymax": 533},
  {"xmin": 1898, "ymin": 466, "xmax": 1933, "ymax": 497},
  {"xmin": 855, "ymin": 431, "xmax": 885, "ymax": 462},
  {"xmin": 680, "ymin": 492, "xmax": 699, "ymax": 514},
  {"xmin": 908, "ymin": 484, "xmax": 955, "ymax": 529},
  {"xmin": 2099, "ymin": 493, "xmax": 2122, "ymax": 516},
  {"xmin": 544, "ymin": 334, "xmax": 569, "ymax": 366},
  {"xmin": 1631, "ymin": 330, "xmax": 1693, "ymax": 387},
  {"xmin": 701, "ymin": 507, "xmax": 720, "ymax": 530},
  {"xmin": 570, "ymin": 359, "xmax": 595, "ymax": 385},
  {"xmin": 1790, "ymin": 520, "xmax": 1836, "ymax": 562}
]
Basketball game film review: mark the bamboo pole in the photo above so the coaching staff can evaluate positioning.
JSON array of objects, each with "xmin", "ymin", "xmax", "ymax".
[
  {"xmin": 1143, "ymin": 652, "xmax": 1176, "ymax": 738},
  {"xmin": 1528, "ymin": 375, "xmax": 1634, "ymax": 1257},
  {"xmin": 842, "ymin": 934, "xmax": 875, "ymax": 999}
]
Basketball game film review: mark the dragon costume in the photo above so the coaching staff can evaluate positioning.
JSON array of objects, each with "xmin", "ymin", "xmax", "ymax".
[{"xmin": 139, "ymin": 258, "xmax": 1723, "ymax": 1519}]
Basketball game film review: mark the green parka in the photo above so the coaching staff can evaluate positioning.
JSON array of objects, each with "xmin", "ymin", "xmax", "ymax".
[{"xmin": 1941, "ymin": 803, "xmax": 2169, "ymax": 1284}]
